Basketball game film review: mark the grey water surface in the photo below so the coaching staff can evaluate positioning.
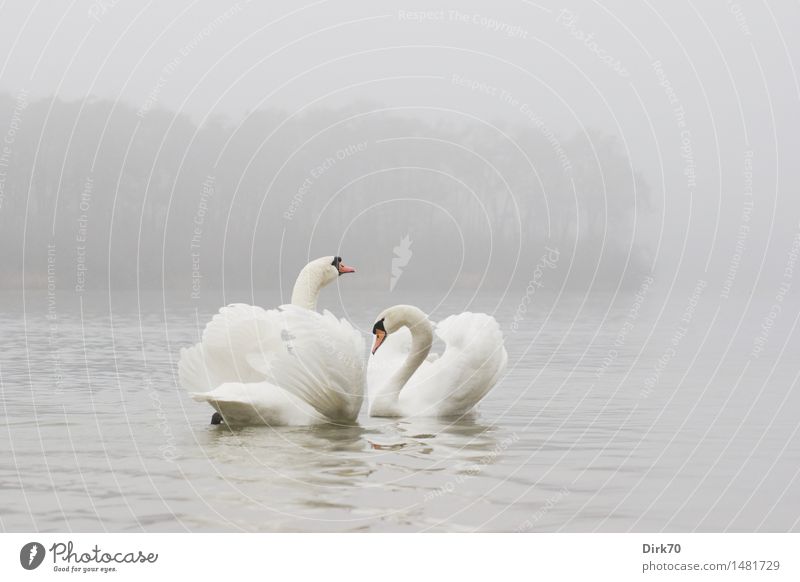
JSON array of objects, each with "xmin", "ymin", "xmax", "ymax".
[{"xmin": 2, "ymin": 287, "xmax": 799, "ymax": 532}]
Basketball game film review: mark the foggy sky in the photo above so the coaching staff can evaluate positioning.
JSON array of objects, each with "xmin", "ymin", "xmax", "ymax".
[{"xmin": 1, "ymin": 0, "xmax": 799, "ymax": 301}]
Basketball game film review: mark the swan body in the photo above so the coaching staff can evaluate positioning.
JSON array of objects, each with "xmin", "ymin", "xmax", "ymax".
[
  {"xmin": 179, "ymin": 256, "xmax": 364, "ymax": 426},
  {"xmin": 367, "ymin": 305, "xmax": 507, "ymax": 418}
]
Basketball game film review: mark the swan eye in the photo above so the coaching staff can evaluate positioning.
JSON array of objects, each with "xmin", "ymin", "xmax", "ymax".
[{"xmin": 372, "ymin": 318, "xmax": 386, "ymax": 335}]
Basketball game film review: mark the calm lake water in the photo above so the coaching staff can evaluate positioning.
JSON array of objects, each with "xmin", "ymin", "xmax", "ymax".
[{"xmin": 2, "ymin": 286, "xmax": 799, "ymax": 532}]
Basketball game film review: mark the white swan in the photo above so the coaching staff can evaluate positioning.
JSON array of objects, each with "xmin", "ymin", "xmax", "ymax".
[
  {"xmin": 178, "ymin": 256, "xmax": 365, "ymax": 426},
  {"xmin": 367, "ymin": 305, "xmax": 507, "ymax": 417}
]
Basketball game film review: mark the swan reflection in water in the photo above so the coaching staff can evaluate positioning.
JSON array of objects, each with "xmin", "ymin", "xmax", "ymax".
[
  {"xmin": 195, "ymin": 415, "xmax": 508, "ymax": 505},
  {"xmin": 201, "ymin": 414, "xmax": 501, "ymax": 459}
]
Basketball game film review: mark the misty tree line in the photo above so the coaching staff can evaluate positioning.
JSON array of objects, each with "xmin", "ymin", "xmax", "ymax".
[{"xmin": 0, "ymin": 93, "xmax": 650, "ymax": 294}]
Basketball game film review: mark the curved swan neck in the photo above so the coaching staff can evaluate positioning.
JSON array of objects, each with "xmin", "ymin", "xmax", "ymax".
[
  {"xmin": 375, "ymin": 307, "xmax": 433, "ymax": 412},
  {"xmin": 290, "ymin": 260, "xmax": 330, "ymax": 310}
]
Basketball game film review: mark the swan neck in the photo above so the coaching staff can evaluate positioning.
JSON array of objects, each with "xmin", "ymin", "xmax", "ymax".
[
  {"xmin": 290, "ymin": 263, "xmax": 325, "ymax": 310},
  {"xmin": 383, "ymin": 315, "xmax": 433, "ymax": 404}
]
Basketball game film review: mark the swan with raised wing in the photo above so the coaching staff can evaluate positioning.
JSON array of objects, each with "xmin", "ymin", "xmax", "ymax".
[
  {"xmin": 367, "ymin": 305, "xmax": 507, "ymax": 417},
  {"xmin": 178, "ymin": 256, "xmax": 365, "ymax": 426}
]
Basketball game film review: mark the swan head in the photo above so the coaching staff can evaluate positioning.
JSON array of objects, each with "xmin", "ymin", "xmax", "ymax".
[
  {"xmin": 330, "ymin": 255, "xmax": 356, "ymax": 276},
  {"xmin": 371, "ymin": 305, "xmax": 428, "ymax": 354},
  {"xmin": 309, "ymin": 255, "xmax": 356, "ymax": 287},
  {"xmin": 371, "ymin": 318, "xmax": 388, "ymax": 354},
  {"xmin": 291, "ymin": 255, "xmax": 356, "ymax": 309}
]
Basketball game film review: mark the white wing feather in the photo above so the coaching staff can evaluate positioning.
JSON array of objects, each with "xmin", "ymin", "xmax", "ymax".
[
  {"xmin": 179, "ymin": 303, "xmax": 273, "ymax": 391},
  {"xmin": 246, "ymin": 306, "xmax": 366, "ymax": 421},
  {"xmin": 371, "ymin": 312, "xmax": 507, "ymax": 417},
  {"xmin": 426, "ymin": 312, "xmax": 508, "ymax": 414},
  {"xmin": 179, "ymin": 303, "xmax": 365, "ymax": 422}
]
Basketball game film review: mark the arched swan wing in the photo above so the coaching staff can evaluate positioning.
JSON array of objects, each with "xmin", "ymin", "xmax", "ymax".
[
  {"xmin": 245, "ymin": 305, "xmax": 366, "ymax": 422},
  {"xmin": 179, "ymin": 303, "xmax": 274, "ymax": 391},
  {"xmin": 407, "ymin": 312, "xmax": 507, "ymax": 415}
]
